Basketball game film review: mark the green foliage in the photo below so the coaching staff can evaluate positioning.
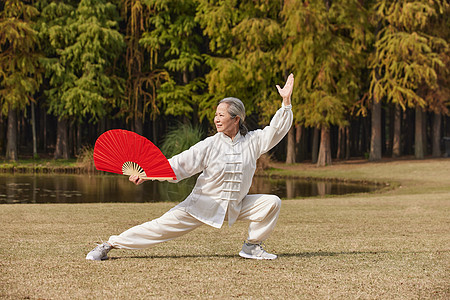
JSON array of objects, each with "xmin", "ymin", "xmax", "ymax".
[
  {"xmin": 118, "ymin": 0, "xmax": 170, "ymax": 126},
  {"xmin": 197, "ymin": 0, "xmax": 284, "ymax": 124},
  {"xmin": 158, "ymin": 77, "xmax": 206, "ymax": 117},
  {"xmin": 368, "ymin": 0, "xmax": 449, "ymax": 112},
  {"xmin": 199, "ymin": 55, "xmax": 247, "ymax": 123},
  {"xmin": 0, "ymin": 0, "xmax": 42, "ymax": 116},
  {"xmin": 195, "ymin": 0, "xmax": 237, "ymax": 55},
  {"xmin": 39, "ymin": 0, "xmax": 125, "ymax": 123},
  {"xmin": 161, "ymin": 122, "xmax": 203, "ymax": 158},
  {"xmin": 281, "ymin": 0, "xmax": 371, "ymax": 127},
  {"xmin": 140, "ymin": 0, "xmax": 205, "ymax": 123}
]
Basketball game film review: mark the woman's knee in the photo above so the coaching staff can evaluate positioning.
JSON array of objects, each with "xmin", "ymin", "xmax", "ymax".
[{"xmin": 265, "ymin": 195, "xmax": 281, "ymax": 210}]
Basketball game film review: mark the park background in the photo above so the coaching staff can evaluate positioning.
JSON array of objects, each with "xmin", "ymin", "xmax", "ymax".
[
  {"xmin": 1, "ymin": 0, "xmax": 449, "ymax": 166},
  {"xmin": 1, "ymin": 1, "xmax": 449, "ymax": 299}
]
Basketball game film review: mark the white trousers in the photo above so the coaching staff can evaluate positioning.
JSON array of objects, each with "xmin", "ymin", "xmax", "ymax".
[{"xmin": 108, "ymin": 194, "xmax": 281, "ymax": 250}]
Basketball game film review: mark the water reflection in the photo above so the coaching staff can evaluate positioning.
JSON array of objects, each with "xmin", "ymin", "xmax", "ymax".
[{"xmin": 0, "ymin": 174, "xmax": 380, "ymax": 204}]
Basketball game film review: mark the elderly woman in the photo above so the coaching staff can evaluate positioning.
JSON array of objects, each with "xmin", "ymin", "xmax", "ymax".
[{"xmin": 87, "ymin": 74, "xmax": 294, "ymax": 260}]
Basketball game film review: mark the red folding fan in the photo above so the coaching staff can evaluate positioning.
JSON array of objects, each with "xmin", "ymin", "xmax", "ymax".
[{"xmin": 93, "ymin": 129, "xmax": 176, "ymax": 180}]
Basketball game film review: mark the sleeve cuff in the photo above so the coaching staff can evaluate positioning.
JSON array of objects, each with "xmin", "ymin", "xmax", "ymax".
[{"xmin": 282, "ymin": 103, "xmax": 292, "ymax": 110}]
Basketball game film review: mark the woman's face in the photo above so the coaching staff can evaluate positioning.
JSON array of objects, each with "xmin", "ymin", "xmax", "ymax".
[{"xmin": 214, "ymin": 103, "xmax": 239, "ymax": 138}]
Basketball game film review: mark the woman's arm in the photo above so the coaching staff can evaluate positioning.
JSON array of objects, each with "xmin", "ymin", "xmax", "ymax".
[
  {"xmin": 129, "ymin": 137, "xmax": 211, "ymax": 185},
  {"xmin": 252, "ymin": 74, "xmax": 295, "ymax": 156},
  {"xmin": 166, "ymin": 137, "xmax": 212, "ymax": 182}
]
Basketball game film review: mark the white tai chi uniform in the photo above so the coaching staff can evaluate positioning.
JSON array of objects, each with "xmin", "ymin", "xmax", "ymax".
[{"xmin": 108, "ymin": 104, "xmax": 293, "ymax": 250}]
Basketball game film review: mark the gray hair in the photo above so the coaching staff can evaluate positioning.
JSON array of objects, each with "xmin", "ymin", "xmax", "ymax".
[{"xmin": 219, "ymin": 97, "xmax": 248, "ymax": 136}]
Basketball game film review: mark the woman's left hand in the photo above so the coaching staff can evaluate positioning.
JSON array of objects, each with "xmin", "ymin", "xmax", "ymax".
[
  {"xmin": 129, "ymin": 175, "xmax": 146, "ymax": 185},
  {"xmin": 276, "ymin": 73, "xmax": 294, "ymax": 106}
]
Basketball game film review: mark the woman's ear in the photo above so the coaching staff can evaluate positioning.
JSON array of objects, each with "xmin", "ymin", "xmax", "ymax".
[{"xmin": 234, "ymin": 116, "xmax": 240, "ymax": 125}]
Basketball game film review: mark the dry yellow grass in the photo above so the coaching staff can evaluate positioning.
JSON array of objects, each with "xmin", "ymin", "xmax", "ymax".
[{"xmin": 0, "ymin": 158, "xmax": 449, "ymax": 299}]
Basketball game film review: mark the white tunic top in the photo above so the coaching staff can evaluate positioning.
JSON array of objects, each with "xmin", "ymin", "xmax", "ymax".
[{"xmin": 168, "ymin": 104, "xmax": 293, "ymax": 228}]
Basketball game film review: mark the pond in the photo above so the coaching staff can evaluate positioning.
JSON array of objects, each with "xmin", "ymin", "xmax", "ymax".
[{"xmin": 0, "ymin": 174, "xmax": 381, "ymax": 204}]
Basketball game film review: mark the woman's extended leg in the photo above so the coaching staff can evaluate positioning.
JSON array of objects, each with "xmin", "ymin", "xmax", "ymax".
[
  {"xmin": 86, "ymin": 208, "xmax": 203, "ymax": 260},
  {"xmin": 108, "ymin": 207, "xmax": 204, "ymax": 249}
]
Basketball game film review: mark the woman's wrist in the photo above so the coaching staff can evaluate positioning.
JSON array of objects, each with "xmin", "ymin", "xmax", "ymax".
[{"xmin": 282, "ymin": 97, "xmax": 291, "ymax": 106}]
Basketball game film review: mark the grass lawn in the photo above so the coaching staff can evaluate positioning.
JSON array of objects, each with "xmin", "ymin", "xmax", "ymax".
[{"xmin": 0, "ymin": 158, "xmax": 449, "ymax": 299}]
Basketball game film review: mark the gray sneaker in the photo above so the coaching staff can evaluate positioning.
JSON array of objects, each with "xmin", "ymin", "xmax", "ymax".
[
  {"xmin": 86, "ymin": 243, "xmax": 112, "ymax": 261},
  {"xmin": 239, "ymin": 242, "xmax": 277, "ymax": 260}
]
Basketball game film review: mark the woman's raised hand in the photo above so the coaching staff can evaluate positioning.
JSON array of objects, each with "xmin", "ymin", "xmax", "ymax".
[{"xmin": 276, "ymin": 73, "xmax": 294, "ymax": 106}]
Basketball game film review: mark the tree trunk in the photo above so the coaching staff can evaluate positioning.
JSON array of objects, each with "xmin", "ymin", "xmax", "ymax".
[
  {"xmin": 31, "ymin": 102, "xmax": 38, "ymax": 158},
  {"xmin": 422, "ymin": 109, "xmax": 427, "ymax": 155},
  {"xmin": 317, "ymin": 126, "xmax": 331, "ymax": 167},
  {"xmin": 152, "ymin": 119, "xmax": 158, "ymax": 145},
  {"xmin": 285, "ymin": 126, "xmax": 295, "ymax": 164},
  {"xmin": 76, "ymin": 122, "xmax": 82, "ymax": 156},
  {"xmin": 312, "ymin": 127, "xmax": 320, "ymax": 163},
  {"xmin": 40, "ymin": 104, "xmax": 47, "ymax": 152},
  {"xmin": 54, "ymin": 118, "xmax": 69, "ymax": 159},
  {"xmin": 295, "ymin": 124, "xmax": 302, "ymax": 143},
  {"xmin": 345, "ymin": 126, "xmax": 350, "ymax": 160},
  {"xmin": 295, "ymin": 124, "xmax": 303, "ymax": 162},
  {"xmin": 68, "ymin": 121, "xmax": 74, "ymax": 158},
  {"xmin": 432, "ymin": 112, "xmax": 441, "ymax": 157},
  {"xmin": 369, "ymin": 99, "xmax": 382, "ymax": 161},
  {"xmin": 134, "ymin": 91, "xmax": 143, "ymax": 135},
  {"xmin": 405, "ymin": 108, "xmax": 414, "ymax": 155},
  {"xmin": 337, "ymin": 126, "xmax": 345, "ymax": 160},
  {"xmin": 392, "ymin": 104, "xmax": 401, "ymax": 157},
  {"xmin": 415, "ymin": 106, "xmax": 424, "ymax": 159},
  {"xmin": 6, "ymin": 108, "xmax": 18, "ymax": 161},
  {"xmin": 0, "ymin": 117, "xmax": 4, "ymax": 153},
  {"xmin": 18, "ymin": 112, "xmax": 25, "ymax": 151}
]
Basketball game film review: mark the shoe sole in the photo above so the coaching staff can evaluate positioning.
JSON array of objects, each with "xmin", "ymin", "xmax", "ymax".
[
  {"xmin": 239, "ymin": 251, "xmax": 277, "ymax": 260},
  {"xmin": 86, "ymin": 255, "xmax": 108, "ymax": 261}
]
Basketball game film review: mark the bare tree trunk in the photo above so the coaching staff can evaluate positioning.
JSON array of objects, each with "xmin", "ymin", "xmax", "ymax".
[
  {"xmin": 40, "ymin": 104, "xmax": 47, "ymax": 152},
  {"xmin": 0, "ymin": 117, "xmax": 4, "ymax": 153},
  {"xmin": 134, "ymin": 106, "xmax": 143, "ymax": 135},
  {"xmin": 337, "ymin": 126, "xmax": 345, "ymax": 160},
  {"xmin": 422, "ymin": 109, "xmax": 427, "ymax": 155},
  {"xmin": 370, "ymin": 100, "xmax": 382, "ymax": 161},
  {"xmin": 432, "ymin": 112, "xmax": 441, "ymax": 157},
  {"xmin": 54, "ymin": 118, "xmax": 69, "ymax": 159},
  {"xmin": 68, "ymin": 121, "xmax": 74, "ymax": 158},
  {"xmin": 317, "ymin": 126, "xmax": 331, "ymax": 167},
  {"xmin": 134, "ymin": 79, "xmax": 143, "ymax": 135},
  {"xmin": 98, "ymin": 119, "xmax": 106, "ymax": 135},
  {"xmin": 295, "ymin": 124, "xmax": 303, "ymax": 161},
  {"xmin": 392, "ymin": 104, "xmax": 401, "ymax": 157},
  {"xmin": 312, "ymin": 127, "xmax": 319, "ymax": 163},
  {"xmin": 415, "ymin": 106, "xmax": 424, "ymax": 159},
  {"xmin": 295, "ymin": 124, "xmax": 302, "ymax": 143},
  {"xmin": 336, "ymin": 127, "xmax": 342, "ymax": 160},
  {"xmin": 152, "ymin": 119, "xmax": 158, "ymax": 145},
  {"xmin": 31, "ymin": 102, "xmax": 37, "ymax": 158},
  {"xmin": 345, "ymin": 126, "xmax": 350, "ymax": 159},
  {"xmin": 285, "ymin": 126, "xmax": 295, "ymax": 164},
  {"xmin": 6, "ymin": 108, "xmax": 18, "ymax": 161},
  {"xmin": 76, "ymin": 122, "xmax": 82, "ymax": 156}
]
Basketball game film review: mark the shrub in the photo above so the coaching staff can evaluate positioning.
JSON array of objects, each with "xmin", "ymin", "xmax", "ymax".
[
  {"xmin": 161, "ymin": 123, "xmax": 204, "ymax": 158},
  {"xmin": 76, "ymin": 146, "xmax": 95, "ymax": 173}
]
